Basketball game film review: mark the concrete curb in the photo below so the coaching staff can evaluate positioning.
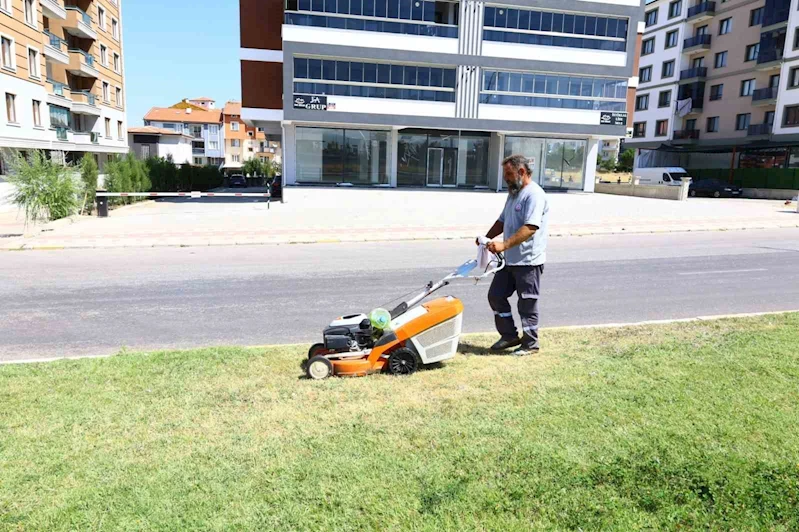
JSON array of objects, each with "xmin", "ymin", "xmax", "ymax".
[
  {"xmin": 2, "ymin": 221, "xmax": 799, "ymax": 251},
  {"xmin": 4, "ymin": 309, "xmax": 797, "ymax": 365}
]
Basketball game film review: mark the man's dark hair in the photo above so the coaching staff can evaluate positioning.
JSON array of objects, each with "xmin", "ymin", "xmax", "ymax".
[{"xmin": 502, "ymin": 154, "xmax": 533, "ymax": 176}]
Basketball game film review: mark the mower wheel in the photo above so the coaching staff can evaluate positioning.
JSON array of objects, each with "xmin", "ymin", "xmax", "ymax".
[
  {"xmin": 386, "ymin": 347, "xmax": 420, "ymax": 376},
  {"xmin": 308, "ymin": 343, "xmax": 330, "ymax": 360},
  {"xmin": 306, "ymin": 355, "xmax": 333, "ymax": 380}
]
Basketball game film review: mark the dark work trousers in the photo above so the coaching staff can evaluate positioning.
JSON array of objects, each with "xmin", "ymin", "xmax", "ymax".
[{"xmin": 488, "ymin": 265, "xmax": 544, "ymax": 349}]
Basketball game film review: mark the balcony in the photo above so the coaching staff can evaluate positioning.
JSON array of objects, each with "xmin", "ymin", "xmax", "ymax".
[
  {"xmin": 679, "ymin": 67, "xmax": 707, "ymax": 82},
  {"xmin": 762, "ymin": 0, "xmax": 790, "ymax": 30},
  {"xmin": 192, "ymin": 148, "xmax": 205, "ymax": 155},
  {"xmin": 47, "ymin": 79, "xmax": 72, "ymax": 108},
  {"xmin": 43, "ymin": 32, "xmax": 70, "ymax": 65},
  {"xmin": 752, "ymin": 86, "xmax": 778, "ymax": 106},
  {"xmin": 71, "ymin": 91, "xmax": 101, "ymax": 116},
  {"xmin": 40, "ymin": 0, "xmax": 67, "ymax": 20},
  {"xmin": 64, "ymin": 6, "xmax": 97, "ymax": 40},
  {"xmin": 683, "ymin": 34, "xmax": 711, "ymax": 53},
  {"xmin": 53, "ymin": 127, "xmax": 69, "ymax": 141},
  {"xmin": 67, "ymin": 49, "xmax": 99, "ymax": 78},
  {"xmin": 747, "ymin": 123, "xmax": 772, "ymax": 136},
  {"xmin": 687, "ymin": 1, "xmax": 716, "ymax": 22},
  {"xmin": 673, "ymin": 129, "xmax": 700, "ymax": 142},
  {"xmin": 756, "ymin": 44, "xmax": 785, "ymax": 71}
]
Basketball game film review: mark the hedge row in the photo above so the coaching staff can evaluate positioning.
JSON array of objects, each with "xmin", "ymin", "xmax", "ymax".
[{"xmin": 687, "ymin": 168, "xmax": 799, "ymax": 190}]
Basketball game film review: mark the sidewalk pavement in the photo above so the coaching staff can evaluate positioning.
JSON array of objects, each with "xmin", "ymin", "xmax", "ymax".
[{"xmin": 1, "ymin": 187, "xmax": 797, "ymax": 250}]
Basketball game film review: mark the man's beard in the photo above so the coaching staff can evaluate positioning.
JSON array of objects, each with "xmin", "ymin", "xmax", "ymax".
[{"xmin": 507, "ymin": 177, "xmax": 524, "ymax": 196}]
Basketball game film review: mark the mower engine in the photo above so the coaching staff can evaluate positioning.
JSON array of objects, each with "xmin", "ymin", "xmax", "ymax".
[{"xmin": 322, "ymin": 314, "xmax": 376, "ymax": 352}]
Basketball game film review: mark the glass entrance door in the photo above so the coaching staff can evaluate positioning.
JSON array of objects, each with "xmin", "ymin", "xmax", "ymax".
[{"xmin": 426, "ymin": 148, "xmax": 443, "ymax": 186}]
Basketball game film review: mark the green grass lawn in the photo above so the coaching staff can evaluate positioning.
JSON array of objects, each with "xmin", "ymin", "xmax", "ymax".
[{"xmin": 2, "ymin": 314, "xmax": 799, "ymax": 531}]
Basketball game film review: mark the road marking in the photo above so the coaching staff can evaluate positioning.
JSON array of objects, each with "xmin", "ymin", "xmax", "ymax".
[{"xmin": 677, "ymin": 268, "xmax": 767, "ymax": 276}]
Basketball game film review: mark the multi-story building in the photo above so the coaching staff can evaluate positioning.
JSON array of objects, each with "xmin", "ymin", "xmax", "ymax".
[
  {"xmin": 0, "ymin": 0, "xmax": 128, "ymax": 174},
  {"xmin": 238, "ymin": 0, "xmax": 642, "ymax": 191},
  {"xmin": 627, "ymin": 0, "xmax": 799, "ymax": 168},
  {"xmin": 143, "ymin": 98, "xmax": 224, "ymax": 166},
  {"xmin": 223, "ymin": 100, "xmax": 262, "ymax": 170}
]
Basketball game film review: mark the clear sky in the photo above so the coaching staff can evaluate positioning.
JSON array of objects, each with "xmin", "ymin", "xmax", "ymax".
[{"xmin": 123, "ymin": 1, "xmax": 241, "ymax": 125}]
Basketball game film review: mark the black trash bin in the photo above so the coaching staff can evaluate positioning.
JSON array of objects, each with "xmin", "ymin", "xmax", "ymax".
[{"xmin": 96, "ymin": 192, "xmax": 108, "ymax": 217}]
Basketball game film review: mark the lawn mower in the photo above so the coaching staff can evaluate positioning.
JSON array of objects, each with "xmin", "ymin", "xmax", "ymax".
[{"xmin": 304, "ymin": 244, "xmax": 504, "ymax": 379}]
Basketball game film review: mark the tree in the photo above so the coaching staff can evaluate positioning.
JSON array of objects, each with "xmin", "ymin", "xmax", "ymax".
[
  {"xmin": 4, "ymin": 149, "xmax": 82, "ymax": 224},
  {"xmin": 242, "ymin": 158, "xmax": 264, "ymax": 177},
  {"xmin": 79, "ymin": 153, "xmax": 98, "ymax": 214},
  {"xmin": 618, "ymin": 148, "xmax": 635, "ymax": 172}
]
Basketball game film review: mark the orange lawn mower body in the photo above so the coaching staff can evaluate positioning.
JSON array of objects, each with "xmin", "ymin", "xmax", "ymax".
[{"xmin": 304, "ymin": 249, "xmax": 504, "ymax": 379}]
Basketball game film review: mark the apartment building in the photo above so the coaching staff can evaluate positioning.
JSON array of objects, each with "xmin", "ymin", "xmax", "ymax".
[
  {"xmin": 143, "ymin": 98, "xmax": 224, "ymax": 166},
  {"xmin": 239, "ymin": 0, "xmax": 642, "ymax": 191},
  {"xmin": 0, "ymin": 0, "xmax": 128, "ymax": 174},
  {"xmin": 627, "ymin": 0, "xmax": 799, "ymax": 167}
]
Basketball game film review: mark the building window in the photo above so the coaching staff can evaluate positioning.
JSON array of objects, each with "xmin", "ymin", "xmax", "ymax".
[
  {"xmin": 658, "ymin": 90, "xmax": 671, "ymax": 108},
  {"xmin": 479, "ymin": 70, "xmax": 627, "ymax": 111},
  {"xmin": 112, "ymin": 18, "xmax": 119, "ymax": 40},
  {"xmin": 24, "ymin": 0, "xmax": 35, "ymax": 27},
  {"xmin": 232, "ymin": 139, "xmax": 241, "ymax": 147},
  {"xmin": 740, "ymin": 79, "xmax": 756, "ymax": 97},
  {"xmin": 296, "ymin": 127, "xmax": 390, "ymax": 185},
  {"xmin": 790, "ymin": 67, "xmax": 799, "ymax": 88},
  {"xmin": 710, "ymin": 84, "xmax": 723, "ymax": 100},
  {"xmin": 0, "ymin": 0, "xmax": 8, "ymax": 14},
  {"xmin": 707, "ymin": 116, "xmax": 719, "ymax": 132},
  {"xmin": 27, "ymin": 48, "xmax": 39, "ymax": 79},
  {"xmin": 750, "ymin": 7, "xmax": 764, "ymax": 26},
  {"xmin": 645, "ymin": 8, "xmax": 658, "ymax": 27},
  {"xmin": 116, "ymin": 121, "xmax": 122, "ymax": 138},
  {"xmin": 232, "ymin": 155, "xmax": 240, "ymax": 163},
  {"xmin": 783, "ymin": 105, "xmax": 799, "ymax": 127},
  {"xmin": 665, "ymin": 30, "xmax": 679, "ymax": 49},
  {"xmin": 231, "ymin": 121, "xmax": 239, "ymax": 131},
  {"xmin": 719, "ymin": 18, "xmax": 732, "ymax": 35},
  {"xmin": 102, "ymin": 81, "xmax": 110, "ymax": 102},
  {"xmin": 5, "ymin": 93, "xmax": 16, "ymax": 123},
  {"xmin": 745, "ymin": 44, "xmax": 759, "ymax": 62},
  {"xmin": 98, "ymin": 6, "xmax": 106, "ymax": 30},
  {"xmin": 735, "ymin": 113, "xmax": 751, "ymax": 130},
  {"xmin": 642, "ymin": 37, "xmax": 655, "ymax": 56},
  {"xmin": 1, "ymin": 36, "xmax": 15, "ymax": 71},
  {"xmin": 210, "ymin": 125, "xmax": 219, "ymax": 135},
  {"xmin": 194, "ymin": 158, "xmax": 203, "ymax": 165},
  {"xmin": 105, "ymin": 117, "xmax": 111, "ymax": 138},
  {"xmin": 32, "ymin": 99, "xmax": 41, "ymax": 127},
  {"xmin": 662, "ymin": 60, "xmax": 675, "ymax": 79},
  {"xmin": 100, "ymin": 44, "xmax": 108, "ymax": 66},
  {"xmin": 668, "ymin": 0, "xmax": 681, "ymax": 18},
  {"xmin": 635, "ymin": 94, "xmax": 649, "ymax": 111},
  {"xmin": 209, "ymin": 141, "xmax": 218, "ymax": 150},
  {"xmin": 639, "ymin": 66, "xmax": 652, "ymax": 83},
  {"xmin": 113, "ymin": 53, "xmax": 120, "ymax": 72},
  {"xmin": 115, "ymin": 86, "xmax": 122, "ymax": 105},
  {"xmin": 765, "ymin": 110, "xmax": 775, "ymax": 125},
  {"xmin": 685, "ymin": 119, "xmax": 697, "ymax": 131},
  {"xmin": 655, "ymin": 119, "xmax": 668, "ymax": 136},
  {"xmin": 714, "ymin": 51, "xmax": 727, "ymax": 68}
]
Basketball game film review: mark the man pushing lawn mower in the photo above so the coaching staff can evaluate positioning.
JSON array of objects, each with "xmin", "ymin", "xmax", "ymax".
[{"xmin": 479, "ymin": 154, "xmax": 550, "ymax": 356}]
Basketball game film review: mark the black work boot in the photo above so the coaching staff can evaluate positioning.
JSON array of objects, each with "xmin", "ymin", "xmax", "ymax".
[{"xmin": 490, "ymin": 336, "xmax": 522, "ymax": 351}]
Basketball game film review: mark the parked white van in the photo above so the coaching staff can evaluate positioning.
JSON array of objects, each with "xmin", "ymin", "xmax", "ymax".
[{"xmin": 634, "ymin": 167, "xmax": 692, "ymax": 186}]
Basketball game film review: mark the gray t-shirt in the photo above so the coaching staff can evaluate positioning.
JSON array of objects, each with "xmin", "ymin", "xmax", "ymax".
[{"xmin": 497, "ymin": 182, "xmax": 549, "ymax": 266}]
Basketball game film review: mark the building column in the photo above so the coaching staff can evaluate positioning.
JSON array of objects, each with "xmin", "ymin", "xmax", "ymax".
[
  {"xmin": 282, "ymin": 122, "xmax": 296, "ymax": 185},
  {"xmin": 584, "ymin": 138, "xmax": 599, "ymax": 193},
  {"xmin": 389, "ymin": 127, "xmax": 399, "ymax": 188},
  {"xmin": 488, "ymin": 132, "xmax": 503, "ymax": 192}
]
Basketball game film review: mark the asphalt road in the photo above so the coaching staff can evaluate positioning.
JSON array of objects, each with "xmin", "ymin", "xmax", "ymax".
[{"xmin": 2, "ymin": 228, "xmax": 799, "ymax": 362}]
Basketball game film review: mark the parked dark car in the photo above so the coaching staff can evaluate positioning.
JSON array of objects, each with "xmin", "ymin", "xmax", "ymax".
[
  {"xmin": 689, "ymin": 179, "xmax": 742, "ymax": 198},
  {"xmin": 229, "ymin": 174, "xmax": 247, "ymax": 188}
]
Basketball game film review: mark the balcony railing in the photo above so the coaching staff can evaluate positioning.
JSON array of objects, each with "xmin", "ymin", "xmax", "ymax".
[
  {"xmin": 68, "ymin": 49, "xmax": 95, "ymax": 66},
  {"xmin": 45, "ymin": 31, "xmax": 66, "ymax": 51},
  {"xmin": 54, "ymin": 127, "xmax": 68, "ymax": 141},
  {"xmin": 757, "ymin": 47, "xmax": 784, "ymax": 65},
  {"xmin": 72, "ymin": 90, "xmax": 96, "ymax": 105},
  {"xmin": 747, "ymin": 123, "xmax": 772, "ymax": 136},
  {"xmin": 752, "ymin": 86, "xmax": 778, "ymax": 101},
  {"xmin": 65, "ymin": 5, "xmax": 92, "ymax": 25},
  {"xmin": 684, "ymin": 34, "xmax": 711, "ymax": 49},
  {"xmin": 687, "ymin": 1, "xmax": 716, "ymax": 18},
  {"xmin": 48, "ymin": 79, "xmax": 69, "ymax": 97},
  {"xmin": 680, "ymin": 67, "xmax": 708, "ymax": 80},
  {"xmin": 91, "ymin": 132, "xmax": 99, "ymax": 143},
  {"xmin": 673, "ymin": 129, "xmax": 700, "ymax": 140},
  {"xmin": 192, "ymin": 148, "xmax": 205, "ymax": 154}
]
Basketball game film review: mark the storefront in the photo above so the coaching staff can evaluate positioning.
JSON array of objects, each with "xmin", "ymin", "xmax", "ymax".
[{"xmin": 287, "ymin": 125, "xmax": 594, "ymax": 191}]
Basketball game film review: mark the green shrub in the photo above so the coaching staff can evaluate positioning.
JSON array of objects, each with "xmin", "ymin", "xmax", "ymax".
[
  {"xmin": 599, "ymin": 156, "xmax": 617, "ymax": 172},
  {"xmin": 79, "ymin": 153, "xmax": 98, "ymax": 214},
  {"xmin": 4, "ymin": 149, "xmax": 82, "ymax": 224},
  {"xmin": 618, "ymin": 148, "xmax": 635, "ymax": 172},
  {"xmin": 105, "ymin": 154, "xmax": 150, "ymax": 205},
  {"xmin": 243, "ymin": 158, "xmax": 263, "ymax": 177},
  {"xmin": 146, "ymin": 156, "xmax": 180, "ymax": 192}
]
